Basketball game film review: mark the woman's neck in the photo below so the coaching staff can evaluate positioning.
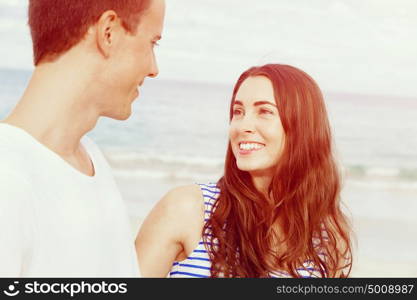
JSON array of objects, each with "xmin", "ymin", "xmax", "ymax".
[{"xmin": 250, "ymin": 169, "xmax": 274, "ymax": 199}]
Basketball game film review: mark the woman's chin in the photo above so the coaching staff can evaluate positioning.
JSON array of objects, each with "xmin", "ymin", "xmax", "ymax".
[
  {"xmin": 237, "ymin": 163, "xmax": 263, "ymax": 173},
  {"xmin": 237, "ymin": 162, "xmax": 275, "ymax": 177}
]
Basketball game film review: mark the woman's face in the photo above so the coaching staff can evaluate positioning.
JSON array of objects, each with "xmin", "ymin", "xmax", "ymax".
[{"xmin": 229, "ymin": 76, "xmax": 285, "ymax": 177}]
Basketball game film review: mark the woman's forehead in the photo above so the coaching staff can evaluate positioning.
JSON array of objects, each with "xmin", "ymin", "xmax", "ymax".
[{"xmin": 234, "ymin": 76, "xmax": 275, "ymax": 105}]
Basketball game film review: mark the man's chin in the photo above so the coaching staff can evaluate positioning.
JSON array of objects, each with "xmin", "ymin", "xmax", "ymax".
[
  {"xmin": 101, "ymin": 107, "xmax": 132, "ymax": 121},
  {"xmin": 114, "ymin": 113, "xmax": 131, "ymax": 121}
]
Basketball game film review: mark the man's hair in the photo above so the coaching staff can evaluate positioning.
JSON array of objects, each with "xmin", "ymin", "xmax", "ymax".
[{"xmin": 28, "ymin": 0, "xmax": 151, "ymax": 65}]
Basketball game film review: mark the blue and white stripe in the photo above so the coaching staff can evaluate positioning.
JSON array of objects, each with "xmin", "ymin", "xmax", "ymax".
[
  {"xmin": 168, "ymin": 183, "xmax": 324, "ymax": 278},
  {"xmin": 169, "ymin": 183, "xmax": 218, "ymax": 278}
]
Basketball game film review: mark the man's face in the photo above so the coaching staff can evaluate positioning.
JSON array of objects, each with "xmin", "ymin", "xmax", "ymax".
[{"xmin": 102, "ymin": 0, "xmax": 165, "ymax": 120}]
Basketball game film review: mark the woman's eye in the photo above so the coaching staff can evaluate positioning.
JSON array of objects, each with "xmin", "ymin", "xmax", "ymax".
[
  {"xmin": 232, "ymin": 108, "xmax": 243, "ymax": 116},
  {"xmin": 260, "ymin": 108, "xmax": 273, "ymax": 115}
]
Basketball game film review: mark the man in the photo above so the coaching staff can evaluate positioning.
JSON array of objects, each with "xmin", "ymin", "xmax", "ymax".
[{"xmin": 0, "ymin": 0, "xmax": 165, "ymax": 277}]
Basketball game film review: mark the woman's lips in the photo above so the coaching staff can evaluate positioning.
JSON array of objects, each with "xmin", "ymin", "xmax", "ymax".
[
  {"xmin": 239, "ymin": 148, "xmax": 264, "ymax": 155},
  {"xmin": 238, "ymin": 142, "xmax": 265, "ymax": 155}
]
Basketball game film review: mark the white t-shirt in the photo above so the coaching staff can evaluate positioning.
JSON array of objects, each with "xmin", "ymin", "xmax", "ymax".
[{"xmin": 0, "ymin": 123, "xmax": 139, "ymax": 277}]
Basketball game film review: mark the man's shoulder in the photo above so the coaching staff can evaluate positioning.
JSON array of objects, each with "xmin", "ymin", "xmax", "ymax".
[
  {"xmin": 0, "ymin": 143, "xmax": 30, "ymax": 172},
  {"xmin": 0, "ymin": 123, "xmax": 33, "ymax": 153},
  {"xmin": 0, "ymin": 139, "xmax": 36, "ymax": 174},
  {"xmin": 0, "ymin": 148, "xmax": 33, "ymax": 186},
  {"xmin": 0, "ymin": 124, "xmax": 48, "ymax": 180},
  {"xmin": 0, "ymin": 165, "xmax": 34, "ymax": 207}
]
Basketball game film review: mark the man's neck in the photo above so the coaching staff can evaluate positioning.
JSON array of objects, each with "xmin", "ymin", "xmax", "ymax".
[{"xmin": 3, "ymin": 60, "xmax": 101, "ymax": 157}]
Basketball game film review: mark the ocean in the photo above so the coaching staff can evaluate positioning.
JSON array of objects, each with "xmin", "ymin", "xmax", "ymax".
[
  {"xmin": 2, "ymin": 69, "xmax": 416, "ymax": 181},
  {"xmin": 1, "ymin": 68, "xmax": 416, "ymax": 276}
]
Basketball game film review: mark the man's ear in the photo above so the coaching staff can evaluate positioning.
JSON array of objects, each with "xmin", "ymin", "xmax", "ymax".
[{"xmin": 95, "ymin": 10, "xmax": 122, "ymax": 58}]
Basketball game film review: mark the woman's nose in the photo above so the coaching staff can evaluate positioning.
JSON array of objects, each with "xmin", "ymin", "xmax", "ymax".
[{"xmin": 238, "ymin": 114, "xmax": 256, "ymax": 134}]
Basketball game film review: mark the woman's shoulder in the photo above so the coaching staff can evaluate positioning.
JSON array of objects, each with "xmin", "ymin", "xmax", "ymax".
[
  {"xmin": 159, "ymin": 183, "xmax": 219, "ymax": 220},
  {"xmin": 165, "ymin": 183, "xmax": 219, "ymax": 201},
  {"xmin": 159, "ymin": 184, "xmax": 204, "ymax": 216},
  {"xmin": 165, "ymin": 184, "xmax": 203, "ymax": 202},
  {"xmin": 138, "ymin": 184, "xmax": 208, "ymax": 244}
]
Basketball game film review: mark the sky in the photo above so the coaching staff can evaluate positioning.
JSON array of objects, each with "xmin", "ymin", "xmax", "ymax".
[{"xmin": 1, "ymin": 0, "xmax": 417, "ymax": 97}]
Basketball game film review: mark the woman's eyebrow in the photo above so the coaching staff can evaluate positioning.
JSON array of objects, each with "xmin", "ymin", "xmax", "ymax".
[
  {"xmin": 232, "ymin": 100, "xmax": 244, "ymax": 106},
  {"xmin": 233, "ymin": 100, "xmax": 277, "ymax": 107},
  {"xmin": 254, "ymin": 100, "xmax": 277, "ymax": 107}
]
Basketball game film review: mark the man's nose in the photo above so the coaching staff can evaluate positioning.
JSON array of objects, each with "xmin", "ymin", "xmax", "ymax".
[{"xmin": 148, "ymin": 52, "xmax": 159, "ymax": 78}]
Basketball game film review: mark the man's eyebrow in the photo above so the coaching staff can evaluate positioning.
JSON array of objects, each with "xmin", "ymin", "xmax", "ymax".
[{"xmin": 233, "ymin": 100, "xmax": 243, "ymax": 106}]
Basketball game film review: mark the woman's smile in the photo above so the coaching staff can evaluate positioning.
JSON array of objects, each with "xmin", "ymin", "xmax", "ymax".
[{"xmin": 238, "ymin": 141, "xmax": 266, "ymax": 155}]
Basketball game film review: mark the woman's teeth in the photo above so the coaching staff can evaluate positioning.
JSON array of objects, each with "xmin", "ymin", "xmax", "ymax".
[{"xmin": 239, "ymin": 143, "xmax": 264, "ymax": 150}]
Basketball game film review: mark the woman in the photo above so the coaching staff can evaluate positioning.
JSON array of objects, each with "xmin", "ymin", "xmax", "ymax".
[{"xmin": 136, "ymin": 64, "xmax": 352, "ymax": 278}]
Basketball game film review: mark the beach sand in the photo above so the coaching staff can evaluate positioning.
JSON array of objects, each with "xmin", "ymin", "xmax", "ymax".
[
  {"xmin": 121, "ymin": 175, "xmax": 417, "ymax": 278},
  {"xmin": 350, "ymin": 218, "xmax": 417, "ymax": 277}
]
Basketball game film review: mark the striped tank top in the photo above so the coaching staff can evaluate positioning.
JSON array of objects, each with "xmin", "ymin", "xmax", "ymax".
[{"xmin": 168, "ymin": 183, "xmax": 325, "ymax": 278}]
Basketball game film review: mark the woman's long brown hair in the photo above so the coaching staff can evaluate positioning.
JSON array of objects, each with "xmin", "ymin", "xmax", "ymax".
[{"xmin": 203, "ymin": 64, "xmax": 352, "ymax": 277}]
